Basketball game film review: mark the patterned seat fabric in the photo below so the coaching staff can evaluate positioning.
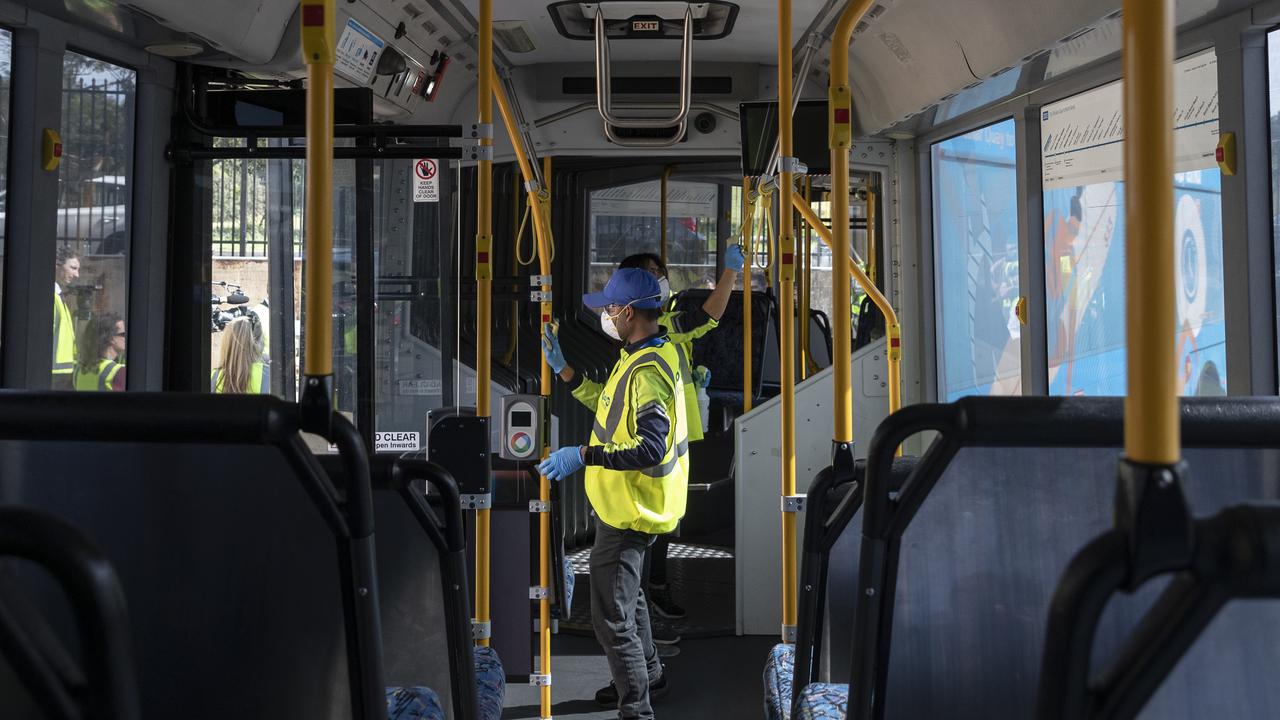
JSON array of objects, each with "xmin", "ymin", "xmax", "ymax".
[
  {"xmin": 795, "ymin": 683, "xmax": 848, "ymax": 720},
  {"xmin": 763, "ymin": 643, "xmax": 796, "ymax": 720},
  {"xmin": 562, "ymin": 557, "xmax": 576, "ymax": 617},
  {"xmin": 474, "ymin": 645, "xmax": 506, "ymax": 720},
  {"xmin": 385, "ymin": 686, "xmax": 445, "ymax": 720}
]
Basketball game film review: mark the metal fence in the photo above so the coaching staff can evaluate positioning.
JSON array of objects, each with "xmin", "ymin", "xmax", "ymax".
[
  {"xmin": 211, "ymin": 139, "xmax": 307, "ymax": 258},
  {"xmin": 57, "ymin": 75, "xmax": 135, "ymax": 254}
]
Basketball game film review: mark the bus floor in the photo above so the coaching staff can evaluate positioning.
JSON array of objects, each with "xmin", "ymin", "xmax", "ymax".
[
  {"xmin": 500, "ymin": 633, "xmax": 776, "ymax": 719},
  {"xmin": 503, "ymin": 538, "xmax": 771, "ymax": 718}
]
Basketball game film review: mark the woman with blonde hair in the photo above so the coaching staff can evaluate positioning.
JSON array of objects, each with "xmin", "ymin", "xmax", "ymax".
[{"xmin": 212, "ymin": 316, "xmax": 269, "ymax": 394}]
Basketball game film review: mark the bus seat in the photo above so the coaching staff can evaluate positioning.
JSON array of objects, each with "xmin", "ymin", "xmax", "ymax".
[
  {"xmin": 473, "ymin": 645, "xmax": 506, "ymax": 720},
  {"xmin": 794, "ymin": 682, "xmax": 847, "ymax": 719},
  {"xmin": 763, "ymin": 643, "xmax": 795, "ymax": 719},
  {"xmin": 386, "ymin": 686, "xmax": 445, "ymax": 719},
  {"xmin": 670, "ymin": 289, "xmax": 776, "ymax": 409},
  {"xmin": 848, "ymin": 397, "xmax": 1280, "ymax": 719}
]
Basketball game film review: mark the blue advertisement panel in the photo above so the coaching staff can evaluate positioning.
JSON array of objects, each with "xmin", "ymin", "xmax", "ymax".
[
  {"xmin": 932, "ymin": 119, "xmax": 1021, "ymax": 401},
  {"xmin": 1040, "ymin": 49, "xmax": 1226, "ymax": 396}
]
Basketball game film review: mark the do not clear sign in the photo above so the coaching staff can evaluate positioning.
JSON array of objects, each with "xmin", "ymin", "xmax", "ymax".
[{"xmin": 413, "ymin": 158, "xmax": 439, "ymax": 203}]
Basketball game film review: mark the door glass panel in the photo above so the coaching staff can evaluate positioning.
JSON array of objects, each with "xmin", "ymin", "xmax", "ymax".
[
  {"xmin": 587, "ymin": 179, "xmax": 719, "ymax": 293},
  {"xmin": 55, "ymin": 51, "xmax": 135, "ymax": 391}
]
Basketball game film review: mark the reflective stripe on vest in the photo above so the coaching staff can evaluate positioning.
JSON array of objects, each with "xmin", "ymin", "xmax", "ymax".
[
  {"xmin": 52, "ymin": 295, "xmax": 76, "ymax": 374},
  {"xmin": 73, "ymin": 359, "xmax": 121, "ymax": 391},
  {"xmin": 584, "ymin": 340, "xmax": 690, "ymax": 535}
]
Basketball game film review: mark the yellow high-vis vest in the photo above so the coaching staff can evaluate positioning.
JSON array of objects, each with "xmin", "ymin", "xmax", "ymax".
[
  {"xmin": 52, "ymin": 294, "xmax": 76, "ymax": 376},
  {"xmin": 585, "ymin": 339, "xmax": 690, "ymax": 534},
  {"xmin": 72, "ymin": 359, "xmax": 123, "ymax": 391},
  {"xmin": 660, "ymin": 305, "xmax": 717, "ymax": 442},
  {"xmin": 212, "ymin": 362, "xmax": 266, "ymax": 394}
]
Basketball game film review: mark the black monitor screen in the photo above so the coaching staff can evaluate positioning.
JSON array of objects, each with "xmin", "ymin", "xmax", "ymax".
[
  {"xmin": 739, "ymin": 99, "xmax": 831, "ymax": 177},
  {"xmin": 511, "ymin": 410, "xmax": 533, "ymax": 427}
]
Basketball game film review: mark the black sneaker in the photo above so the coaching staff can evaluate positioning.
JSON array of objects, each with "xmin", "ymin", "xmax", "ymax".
[
  {"xmin": 594, "ymin": 672, "xmax": 669, "ymax": 707},
  {"xmin": 652, "ymin": 626, "xmax": 682, "ymax": 645},
  {"xmin": 649, "ymin": 584, "xmax": 687, "ymax": 620}
]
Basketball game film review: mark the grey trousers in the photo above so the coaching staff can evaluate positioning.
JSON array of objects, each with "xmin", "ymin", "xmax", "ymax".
[{"xmin": 590, "ymin": 517, "xmax": 663, "ymax": 719}]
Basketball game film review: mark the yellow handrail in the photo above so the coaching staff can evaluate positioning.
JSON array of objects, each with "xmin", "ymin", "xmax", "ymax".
[
  {"xmin": 493, "ymin": 70, "xmax": 555, "ymax": 719},
  {"xmin": 830, "ymin": 0, "xmax": 879, "ymax": 446},
  {"xmin": 866, "ymin": 188, "xmax": 877, "ymax": 288},
  {"xmin": 660, "ymin": 165, "xmax": 677, "ymax": 267},
  {"xmin": 742, "ymin": 177, "xmax": 755, "ymax": 412},
  {"xmin": 301, "ymin": 0, "xmax": 335, "ymax": 380},
  {"xmin": 799, "ymin": 178, "xmax": 811, "ymax": 380},
  {"xmin": 1124, "ymin": 0, "xmax": 1178, "ymax": 463},
  {"xmin": 792, "ymin": 192, "xmax": 901, "ymax": 418},
  {"xmin": 474, "ymin": 0, "xmax": 494, "ymax": 649},
  {"xmin": 775, "ymin": 0, "xmax": 798, "ymax": 645}
]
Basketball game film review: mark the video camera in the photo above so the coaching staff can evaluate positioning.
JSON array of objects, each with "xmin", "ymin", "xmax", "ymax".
[{"xmin": 211, "ymin": 280, "xmax": 252, "ymax": 332}]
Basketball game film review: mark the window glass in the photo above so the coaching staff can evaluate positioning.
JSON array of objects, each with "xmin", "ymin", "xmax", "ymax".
[
  {"xmin": 1041, "ymin": 49, "xmax": 1225, "ymax": 396},
  {"xmin": 1268, "ymin": 30, "xmax": 1280, "ymax": 387},
  {"xmin": 587, "ymin": 179, "xmax": 718, "ymax": 293},
  {"xmin": 0, "ymin": 30, "xmax": 11, "ymax": 343},
  {"xmin": 932, "ymin": 118, "xmax": 1021, "ymax": 401},
  {"xmin": 54, "ymin": 52, "xmax": 135, "ymax": 391}
]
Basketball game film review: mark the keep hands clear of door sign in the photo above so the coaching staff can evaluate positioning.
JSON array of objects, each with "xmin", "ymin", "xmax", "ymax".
[{"xmin": 413, "ymin": 159, "xmax": 440, "ymax": 203}]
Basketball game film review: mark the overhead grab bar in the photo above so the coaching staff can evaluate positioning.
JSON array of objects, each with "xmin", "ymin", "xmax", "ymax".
[{"xmin": 594, "ymin": 6, "xmax": 694, "ymax": 130}]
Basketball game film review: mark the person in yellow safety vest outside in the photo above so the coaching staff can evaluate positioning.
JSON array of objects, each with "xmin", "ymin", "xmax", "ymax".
[
  {"xmin": 614, "ymin": 242, "xmax": 745, "ymax": 626},
  {"xmin": 52, "ymin": 248, "xmax": 81, "ymax": 390},
  {"xmin": 72, "ymin": 313, "xmax": 126, "ymax": 392},
  {"xmin": 538, "ymin": 268, "xmax": 688, "ymax": 720},
  {"xmin": 211, "ymin": 316, "xmax": 269, "ymax": 394}
]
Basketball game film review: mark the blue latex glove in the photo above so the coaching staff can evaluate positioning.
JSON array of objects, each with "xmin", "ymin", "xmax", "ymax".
[
  {"xmin": 693, "ymin": 365, "xmax": 712, "ymax": 388},
  {"xmin": 725, "ymin": 243, "xmax": 746, "ymax": 272},
  {"xmin": 541, "ymin": 324, "xmax": 567, "ymax": 374},
  {"xmin": 537, "ymin": 446, "xmax": 585, "ymax": 481}
]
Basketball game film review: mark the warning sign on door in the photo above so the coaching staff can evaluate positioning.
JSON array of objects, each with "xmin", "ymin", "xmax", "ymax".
[{"xmin": 413, "ymin": 158, "xmax": 439, "ymax": 202}]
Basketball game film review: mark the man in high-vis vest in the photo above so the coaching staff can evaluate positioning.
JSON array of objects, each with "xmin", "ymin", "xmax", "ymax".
[
  {"xmin": 537, "ymin": 268, "xmax": 689, "ymax": 720},
  {"xmin": 52, "ymin": 248, "xmax": 81, "ymax": 390}
]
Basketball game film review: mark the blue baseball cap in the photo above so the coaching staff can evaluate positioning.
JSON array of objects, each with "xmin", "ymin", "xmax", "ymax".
[{"xmin": 582, "ymin": 267, "xmax": 664, "ymax": 310}]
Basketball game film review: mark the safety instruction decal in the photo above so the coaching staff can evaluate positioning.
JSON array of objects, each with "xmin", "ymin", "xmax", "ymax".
[
  {"xmin": 376, "ymin": 432, "xmax": 420, "ymax": 452},
  {"xmin": 398, "ymin": 378, "xmax": 442, "ymax": 396},
  {"xmin": 336, "ymin": 18, "xmax": 385, "ymax": 85},
  {"xmin": 413, "ymin": 159, "xmax": 440, "ymax": 202}
]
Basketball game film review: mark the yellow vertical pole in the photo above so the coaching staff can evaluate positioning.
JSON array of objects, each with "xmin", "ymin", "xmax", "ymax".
[
  {"xmin": 830, "ymin": 0, "xmax": 875, "ymax": 446},
  {"xmin": 660, "ymin": 165, "xmax": 677, "ymax": 267},
  {"xmin": 301, "ymin": 0, "xmax": 335, "ymax": 380},
  {"xmin": 776, "ymin": 0, "xmax": 798, "ymax": 644},
  {"xmin": 742, "ymin": 177, "xmax": 754, "ymax": 413},
  {"xmin": 537, "ymin": 154, "xmax": 553, "ymax": 720},
  {"xmin": 866, "ymin": 187, "xmax": 878, "ymax": 288},
  {"xmin": 1123, "ymin": 0, "xmax": 1178, "ymax": 464},
  {"xmin": 799, "ymin": 178, "xmax": 811, "ymax": 380},
  {"xmin": 494, "ymin": 72, "xmax": 555, "ymax": 715},
  {"xmin": 475, "ymin": 0, "xmax": 494, "ymax": 648}
]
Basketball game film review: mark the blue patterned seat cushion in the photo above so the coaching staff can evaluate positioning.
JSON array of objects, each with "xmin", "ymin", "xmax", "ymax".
[
  {"xmin": 561, "ymin": 557, "xmax": 576, "ymax": 618},
  {"xmin": 386, "ymin": 686, "xmax": 444, "ymax": 720},
  {"xmin": 475, "ymin": 645, "xmax": 505, "ymax": 720},
  {"xmin": 763, "ymin": 643, "xmax": 796, "ymax": 720},
  {"xmin": 795, "ymin": 682, "xmax": 848, "ymax": 720}
]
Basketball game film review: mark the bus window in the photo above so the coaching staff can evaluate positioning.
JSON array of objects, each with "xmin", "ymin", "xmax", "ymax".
[
  {"xmin": 0, "ymin": 30, "xmax": 11, "ymax": 345},
  {"xmin": 1269, "ymin": 29, "xmax": 1280, "ymax": 388},
  {"xmin": 54, "ymin": 52, "xmax": 135, "ymax": 391},
  {"xmin": 587, "ymin": 179, "xmax": 719, "ymax": 294},
  {"xmin": 1041, "ymin": 48, "xmax": 1225, "ymax": 396},
  {"xmin": 932, "ymin": 118, "xmax": 1021, "ymax": 401}
]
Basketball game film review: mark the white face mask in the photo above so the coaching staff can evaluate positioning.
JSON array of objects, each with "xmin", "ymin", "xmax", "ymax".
[
  {"xmin": 600, "ymin": 308, "xmax": 623, "ymax": 341},
  {"xmin": 657, "ymin": 277, "xmax": 671, "ymax": 303}
]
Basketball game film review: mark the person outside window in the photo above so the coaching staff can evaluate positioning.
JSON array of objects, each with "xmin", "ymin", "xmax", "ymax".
[
  {"xmin": 72, "ymin": 313, "xmax": 125, "ymax": 392},
  {"xmin": 52, "ymin": 248, "xmax": 81, "ymax": 390},
  {"xmin": 537, "ymin": 268, "xmax": 690, "ymax": 720},
  {"xmin": 212, "ymin": 316, "xmax": 270, "ymax": 394}
]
